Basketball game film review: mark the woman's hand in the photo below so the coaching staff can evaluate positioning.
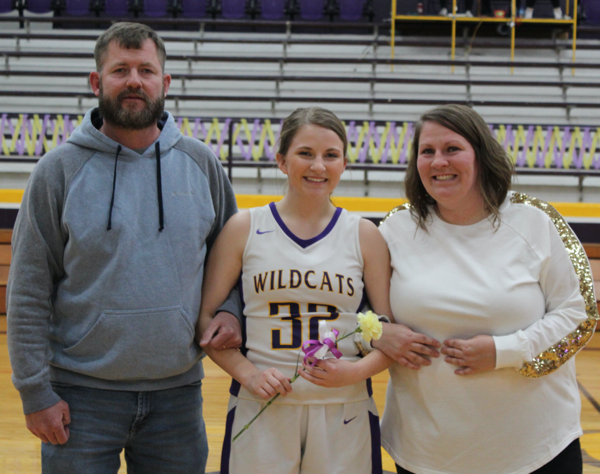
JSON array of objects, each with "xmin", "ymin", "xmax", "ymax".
[
  {"xmin": 372, "ymin": 322, "xmax": 441, "ymax": 370},
  {"xmin": 299, "ymin": 359, "xmax": 362, "ymax": 388},
  {"xmin": 442, "ymin": 335, "xmax": 496, "ymax": 375},
  {"xmin": 244, "ymin": 368, "xmax": 293, "ymax": 400}
]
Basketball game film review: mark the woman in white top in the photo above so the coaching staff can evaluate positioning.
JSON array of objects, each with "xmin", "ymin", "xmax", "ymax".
[
  {"xmin": 197, "ymin": 107, "xmax": 393, "ymax": 474},
  {"xmin": 375, "ymin": 104, "xmax": 597, "ymax": 474}
]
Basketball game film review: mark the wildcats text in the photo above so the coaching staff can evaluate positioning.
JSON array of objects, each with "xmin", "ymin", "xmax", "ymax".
[{"xmin": 253, "ymin": 269, "xmax": 355, "ymax": 296}]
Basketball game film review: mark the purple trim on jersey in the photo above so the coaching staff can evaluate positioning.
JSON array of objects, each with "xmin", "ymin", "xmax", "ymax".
[
  {"xmin": 238, "ymin": 275, "xmax": 248, "ymax": 356},
  {"xmin": 220, "ymin": 406, "xmax": 237, "ymax": 474},
  {"xmin": 229, "ymin": 276, "xmax": 247, "ymax": 397},
  {"xmin": 356, "ymin": 287, "xmax": 367, "ymax": 313},
  {"xmin": 229, "ymin": 379, "xmax": 241, "ymax": 397},
  {"xmin": 269, "ymin": 202, "xmax": 343, "ymax": 249},
  {"xmin": 368, "ymin": 411, "xmax": 383, "ymax": 474},
  {"xmin": 366, "ymin": 377, "xmax": 373, "ymax": 397}
]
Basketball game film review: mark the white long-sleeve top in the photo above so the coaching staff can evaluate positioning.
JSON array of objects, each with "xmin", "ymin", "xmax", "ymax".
[{"xmin": 379, "ymin": 192, "xmax": 594, "ymax": 474}]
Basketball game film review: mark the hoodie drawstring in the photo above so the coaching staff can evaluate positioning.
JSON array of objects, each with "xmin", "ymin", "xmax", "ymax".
[
  {"xmin": 155, "ymin": 142, "xmax": 164, "ymax": 232},
  {"xmin": 107, "ymin": 145, "xmax": 122, "ymax": 231},
  {"xmin": 106, "ymin": 143, "xmax": 165, "ymax": 232}
]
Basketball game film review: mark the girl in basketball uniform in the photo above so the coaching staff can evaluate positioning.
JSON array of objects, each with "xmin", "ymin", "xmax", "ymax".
[{"xmin": 198, "ymin": 107, "xmax": 393, "ymax": 474}]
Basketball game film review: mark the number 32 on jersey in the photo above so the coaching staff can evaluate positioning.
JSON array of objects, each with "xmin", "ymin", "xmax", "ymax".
[{"xmin": 269, "ymin": 302, "xmax": 339, "ymax": 350}]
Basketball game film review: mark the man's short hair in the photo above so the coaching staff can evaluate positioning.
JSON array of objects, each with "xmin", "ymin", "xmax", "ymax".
[{"xmin": 94, "ymin": 22, "xmax": 167, "ymax": 73}]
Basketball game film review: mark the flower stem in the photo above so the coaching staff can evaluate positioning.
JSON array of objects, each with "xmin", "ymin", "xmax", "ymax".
[
  {"xmin": 232, "ymin": 372, "xmax": 300, "ymax": 442},
  {"xmin": 336, "ymin": 327, "xmax": 360, "ymax": 343}
]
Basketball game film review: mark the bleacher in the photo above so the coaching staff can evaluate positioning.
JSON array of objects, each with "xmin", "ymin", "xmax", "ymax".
[
  {"xmin": 2, "ymin": 30, "xmax": 600, "ymax": 121},
  {"xmin": 1, "ymin": 16, "xmax": 599, "ymax": 191},
  {"xmin": 1, "ymin": 23, "xmax": 599, "ymax": 172},
  {"xmin": 0, "ymin": 4, "xmax": 598, "ymax": 182}
]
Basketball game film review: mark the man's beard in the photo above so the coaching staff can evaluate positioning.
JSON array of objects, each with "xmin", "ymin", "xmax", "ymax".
[{"xmin": 98, "ymin": 81, "xmax": 165, "ymax": 131}]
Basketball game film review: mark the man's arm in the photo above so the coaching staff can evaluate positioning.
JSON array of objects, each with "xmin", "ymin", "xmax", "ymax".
[{"xmin": 7, "ymin": 156, "xmax": 70, "ymax": 443}]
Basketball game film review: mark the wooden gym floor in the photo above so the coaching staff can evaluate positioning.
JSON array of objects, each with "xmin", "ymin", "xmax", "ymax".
[{"xmin": 0, "ymin": 315, "xmax": 599, "ymax": 473}]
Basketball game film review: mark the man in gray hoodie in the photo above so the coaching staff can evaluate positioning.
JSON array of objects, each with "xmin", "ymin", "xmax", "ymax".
[{"xmin": 7, "ymin": 22, "xmax": 241, "ymax": 473}]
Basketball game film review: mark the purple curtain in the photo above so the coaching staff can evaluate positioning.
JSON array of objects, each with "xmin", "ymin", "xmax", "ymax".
[
  {"xmin": 339, "ymin": 0, "xmax": 364, "ymax": 20},
  {"xmin": 65, "ymin": 0, "xmax": 90, "ymax": 15},
  {"xmin": 26, "ymin": 0, "xmax": 53, "ymax": 13},
  {"xmin": 582, "ymin": 0, "xmax": 600, "ymax": 25},
  {"xmin": 300, "ymin": 0, "xmax": 325, "ymax": 20},
  {"xmin": 261, "ymin": 0, "xmax": 285, "ymax": 19},
  {"xmin": 144, "ymin": 0, "xmax": 169, "ymax": 17},
  {"xmin": 0, "ymin": 0, "xmax": 13, "ymax": 13},
  {"xmin": 182, "ymin": 0, "xmax": 207, "ymax": 17},
  {"xmin": 104, "ymin": 0, "xmax": 130, "ymax": 16},
  {"xmin": 222, "ymin": 0, "xmax": 246, "ymax": 18}
]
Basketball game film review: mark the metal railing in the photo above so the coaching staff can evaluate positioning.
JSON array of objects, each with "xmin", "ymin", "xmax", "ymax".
[{"xmin": 390, "ymin": 0, "xmax": 579, "ymax": 73}]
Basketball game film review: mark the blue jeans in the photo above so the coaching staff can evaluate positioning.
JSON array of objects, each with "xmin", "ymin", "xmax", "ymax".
[{"xmin": 43, "ymin": 382, "xmax": 208, "ymax": 474}]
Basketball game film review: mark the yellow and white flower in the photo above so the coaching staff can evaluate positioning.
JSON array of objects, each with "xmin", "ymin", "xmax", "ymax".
[{"xmin": 357, "ymin": 311, "xmax": 383, "ymax": 343}]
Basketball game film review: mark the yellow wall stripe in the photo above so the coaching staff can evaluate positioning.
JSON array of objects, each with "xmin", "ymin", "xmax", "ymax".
[
  {"xmin": 0, "ymin": 190, "xmax": 24, "ymax": 203},
  {"xmin": 234, "ymin": 194, "xmax": 600, "ymax": 217},
  {"xmin": 552, "ymin": 203, "xmax": 600, "ymax": 218},
  {"xmin": 0, "ymin": 190, "xmax": 599, "ymax": 218},
  {"xmin": 235, "ymin": 195, "xmax": 410, "ymax": 212}
]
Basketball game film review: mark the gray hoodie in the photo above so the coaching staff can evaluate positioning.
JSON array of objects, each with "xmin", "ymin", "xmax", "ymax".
[{"xmin": 7, "ymin": 108, "xmax": 239, "ymax": 415}]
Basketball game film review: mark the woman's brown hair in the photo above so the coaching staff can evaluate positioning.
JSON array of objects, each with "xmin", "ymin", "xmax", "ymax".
[{"xmin": 405, "ymin": 104, "xmax": 514, "ymax": 229}]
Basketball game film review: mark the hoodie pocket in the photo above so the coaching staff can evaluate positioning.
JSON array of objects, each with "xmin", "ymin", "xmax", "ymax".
[{"xmin": 62, "ymin": 305, "xmax": 201, "ymax": 380}]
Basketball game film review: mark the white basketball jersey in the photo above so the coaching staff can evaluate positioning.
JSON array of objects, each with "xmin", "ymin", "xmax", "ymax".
[{"xmin": 234, "ymin": 203, "xmax": 371, "ymax": 405}]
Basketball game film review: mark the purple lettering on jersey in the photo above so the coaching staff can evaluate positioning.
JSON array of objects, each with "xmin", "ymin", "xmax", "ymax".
[
  {"xmin": 289, "ymin": 269, "xmax": 302, "ymax": 289},
  {"xmin": 253, "ymin": 272, "xmax": 268, "ymax": 293},
  {"xmin": 277, "ymin": 270, "xmax": 287, "ymax": 289},
  {"xmin": 320, "ymin": 271, "xmax": 333, "ymax": 292}
]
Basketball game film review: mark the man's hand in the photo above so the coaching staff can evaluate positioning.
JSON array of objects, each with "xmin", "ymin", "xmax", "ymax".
[
  {"xmin": 25, "ymin": 400, "xmax": 70, "ymax": 445},
  {"xmin": 373, "ymin": 322, "xmax": 441, "ymax": 370},
  {"xmin": 199, "ymin": 311, "xmax": 242, "ymax": 350},
  {"xmin": 442, "ymin": 335, "xmax": 496, "ymax": 375}
]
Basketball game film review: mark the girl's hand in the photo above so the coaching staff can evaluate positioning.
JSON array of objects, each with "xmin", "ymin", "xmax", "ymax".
[
  {"xmin": 299, "ymin": 358, "xmax": 362, "ymax": 388},
  {"xmin": 442, "ymin": 335, "xmax": 496, "ymax": 375},
  {"xmin": 244, "ymin": 368, "xmax": 293, "ymax": 399}
]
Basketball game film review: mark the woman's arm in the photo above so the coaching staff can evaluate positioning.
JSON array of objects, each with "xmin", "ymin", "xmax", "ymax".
[
  {"xmin": 360, "ymin": 218, "xmax": 393, "ymax": 321},
  {"xmin": 197, "ymin": 211, "xmax": 293, "ymax": 399},
  {"xmin": 299, "ymin": 219, "xmax": 394, "ymax": 388},
  {"xmin": 443, "ymin": 209, "xmax": 595, "ymax": 376},
  {"xmin": 196, "ymin": 211, "xmax": 249, "ymax": 345}
]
